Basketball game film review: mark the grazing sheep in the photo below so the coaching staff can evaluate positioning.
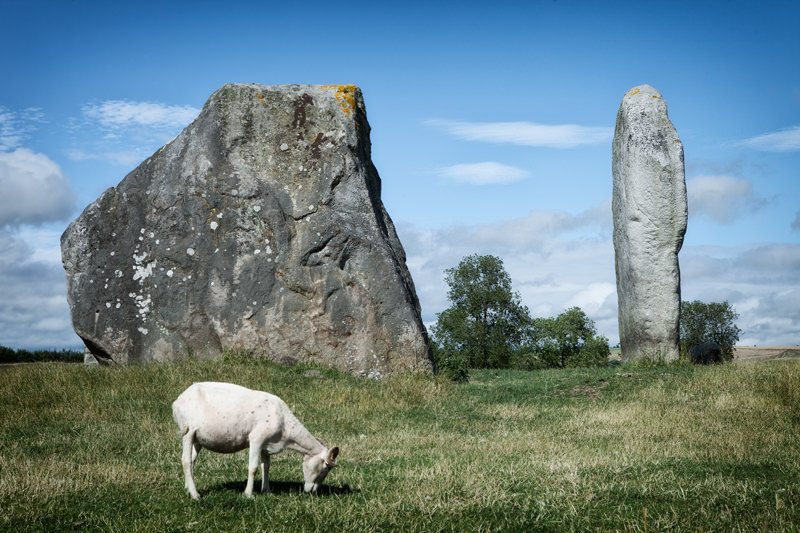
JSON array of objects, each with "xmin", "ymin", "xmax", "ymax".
[{"xmin": 172, "ymin": 382, "xmax": 339, "ymax": 499}]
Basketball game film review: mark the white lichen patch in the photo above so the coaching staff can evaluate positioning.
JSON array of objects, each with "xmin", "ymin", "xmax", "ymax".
[
  {"xmin": 166, "ymin": 269, "xmax": 174, "ymax": 278},
  {"xmin": 134, "ymin": 294, "xmax": 152, "ymax": 316},
  {"xmin": 132, "ymin": 254, "xmax": 156, "ymax": 284},
  {"xmin": 138, "ymin": 327, "xmax": 149, "ymax": 335},
  {"xmin": 187, "ymin": 248, "xmax": 195, "ymax": 256},
  {"xmin": 253, "ymin": 205, "xmax": 261, "ymax": 212},
  {"xmin": 210, "ymin": 221, "xmax": 218, "ymax": 231}
]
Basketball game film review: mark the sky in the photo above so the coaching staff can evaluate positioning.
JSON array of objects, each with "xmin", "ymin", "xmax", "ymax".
[{"xmin": 1, "ymin": 0, "xmax": 798, "ymax": 350}]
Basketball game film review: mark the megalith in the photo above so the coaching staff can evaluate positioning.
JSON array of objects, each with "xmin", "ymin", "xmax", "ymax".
[
  {"xmin": 612, "ymin": 85, "xmax": 688, "ymax": 362},
  {"xmin": 61, "ymin": 83, "xmax": 433, "ymax": 377}
]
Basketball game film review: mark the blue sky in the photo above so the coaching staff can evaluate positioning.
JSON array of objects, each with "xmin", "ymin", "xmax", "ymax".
[{"xmin": 1, "ymin": 0, "xmax": 798, "ymax": 350}]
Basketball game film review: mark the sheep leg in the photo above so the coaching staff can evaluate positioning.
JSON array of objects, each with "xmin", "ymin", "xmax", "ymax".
[
  {"xmin": 181, "ymin": 429, "xmax": 201, "ymax": 500},
  {"xmin": 260, "ymin": 450, "xmax": 271, "ymax": 494},
  {"xmin": 244, "ymin": 444, "xmax": 261, "ymax": 498}
]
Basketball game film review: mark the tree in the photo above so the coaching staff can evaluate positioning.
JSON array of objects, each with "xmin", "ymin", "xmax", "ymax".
[
  {"xmin": 680, "ymin": 300, "xmax": 741, "ymax": 362},
  {"xmin": 430, "ymin": 254, "xmax": 531, "ymax": 370},
  {"xmin": 523, "ymin": 307, "xmax": 610, "ymax": 368}
]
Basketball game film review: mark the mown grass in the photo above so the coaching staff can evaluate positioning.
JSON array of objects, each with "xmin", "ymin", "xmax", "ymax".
[{"xmin": 1, "ymin": 358, "xmax": 798, "ymax": 532}]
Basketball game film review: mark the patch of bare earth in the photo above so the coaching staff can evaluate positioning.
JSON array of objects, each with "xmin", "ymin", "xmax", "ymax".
[{"xmin": 733, "ymin": 346, "xmax": 800, "ymax": 363}]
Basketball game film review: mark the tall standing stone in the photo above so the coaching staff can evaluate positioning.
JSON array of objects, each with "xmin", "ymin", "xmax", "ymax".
[
  {"xmin": 612, "ymin": 85, "xmax": 688, "ymax": 362},
  {"xmin": 61, "ymin": 83, "xmax": 433, "ymax": 377}
]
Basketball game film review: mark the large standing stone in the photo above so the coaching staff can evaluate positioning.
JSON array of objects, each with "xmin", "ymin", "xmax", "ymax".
[
  {"xmin": 612, "ymin": 85, "xmax": 688, "ymax": 362},
  {"xmin": 61, "ymin": 83, "xmax": 433, "ymax": 377}
]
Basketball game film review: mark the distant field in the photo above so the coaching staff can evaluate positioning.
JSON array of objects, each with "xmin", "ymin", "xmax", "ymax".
[
  {"xmin": 734, "ymin": 345, "xmax": 800, "ymax": 362},
  {"xmin": 609, "ymin": 345, "xmax": 800, "ymax": 363}
]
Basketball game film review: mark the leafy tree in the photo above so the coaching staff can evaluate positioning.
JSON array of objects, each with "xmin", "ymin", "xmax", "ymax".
[
  {"xmin": 680, "ymin": 300, "xmax": 741, "ymax": 362},
  {"xmin": 522, "ymin": 307, "xmax": 610, "ymax": 368},
  {"xmin": 430, "ymin": 254, "xmax": 532, "ymax": 371}
]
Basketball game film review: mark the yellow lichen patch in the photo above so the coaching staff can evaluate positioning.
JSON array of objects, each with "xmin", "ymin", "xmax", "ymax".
[
  {"xmin": 257, "ymin": 94, "xmax": 265, "ymax": 104},
  {"xmin": 626, "ymin": 87, "xmax": 640, "ymax": 97},
  {"xmin": 321, "ymin": 84, "xmax": 358, "ymax": 116}
]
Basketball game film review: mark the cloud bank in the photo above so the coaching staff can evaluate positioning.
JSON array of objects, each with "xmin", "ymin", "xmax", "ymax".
[{"xmin": 0, "ymin": 230, "xmax": 80, "ymax": 349}]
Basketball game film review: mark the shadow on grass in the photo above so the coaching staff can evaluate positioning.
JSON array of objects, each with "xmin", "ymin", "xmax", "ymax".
[{"xmin": 218, "ymin": 479, "xmax": 356, "ymax": 497}]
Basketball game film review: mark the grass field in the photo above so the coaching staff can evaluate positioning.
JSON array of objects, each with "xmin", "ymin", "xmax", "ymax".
[{"xmin": 1, "ymin": 356, "xmax": 799, "ymax": 532}]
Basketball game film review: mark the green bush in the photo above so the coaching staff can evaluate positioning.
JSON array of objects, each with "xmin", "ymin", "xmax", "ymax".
[
  {"xmin": 432, "ymin": 344, "xmax": 469, "ymax": 383},
  {"xmin": 524, "ymin": 307, "xmax": 610, "ymax": 368},
  {"xmin": 430, "ymin": 254, "xmax": 531, "ymax": 369},
  {"xmin": 680, "ymin": 300, "xmax": 741, "ymax": 362}
]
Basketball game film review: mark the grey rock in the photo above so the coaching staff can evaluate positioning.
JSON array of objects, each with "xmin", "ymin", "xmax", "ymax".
[
  {"xmin": 612, "ymin": 85, "xmax": 688, "ymax": 362},
  {"xmin": 61, "ymin": 83, "xmax": 433, "ymax": 377}
]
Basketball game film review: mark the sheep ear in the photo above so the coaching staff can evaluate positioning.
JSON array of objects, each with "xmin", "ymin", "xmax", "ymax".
[{"xmin": 326, "ymin": 446, "xmax": 339, "ymax": 466}]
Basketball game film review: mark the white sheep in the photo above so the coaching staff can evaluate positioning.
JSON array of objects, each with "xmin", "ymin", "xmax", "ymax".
[{"xmin": 172, "ymin": 381, "xmax": 339, "ymax": 499}]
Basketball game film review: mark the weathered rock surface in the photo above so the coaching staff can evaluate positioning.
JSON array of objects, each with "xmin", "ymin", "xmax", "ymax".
[
  {"xmin": 612, "ymin": 85, "xmax": 688, "ymax": 362},
  {"xmin": 61, "ymin": 83, "xmax": 433, "ymax": 377}
]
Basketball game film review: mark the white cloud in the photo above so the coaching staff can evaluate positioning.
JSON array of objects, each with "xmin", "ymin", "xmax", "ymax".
[
  {"xmin": 0, "ymin": 149, "xmax": 75, "ymax": 227},
  {"xmin": 436, "ymin": 162, "xmax": 530, "ymax": 185},
  {"xmin": 686, "ymin": 175, "xmax": 764, "ymax": 223},
  {"xmin": 70, "ymin": 99, "xmax": 199, "ymax": 167},
  {"xmin": 739, "ymin": 125, "xmax": 800, "ymax": 152},
  {"xmin": 430, "ymin": 119, "xmax": 613, "ymax": 148},
  {"xmin": 0, "ymin": 107, "xmax": 45, "ymax": 151},
  {"xmin": 82, "ymin": 100, "xmax": 200, "ymax": 130}
]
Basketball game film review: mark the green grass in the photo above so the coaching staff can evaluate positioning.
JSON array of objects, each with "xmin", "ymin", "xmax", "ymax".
[{"xmin": 1, "ymin": 359, "xmax": 799, "ymax": 532}]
